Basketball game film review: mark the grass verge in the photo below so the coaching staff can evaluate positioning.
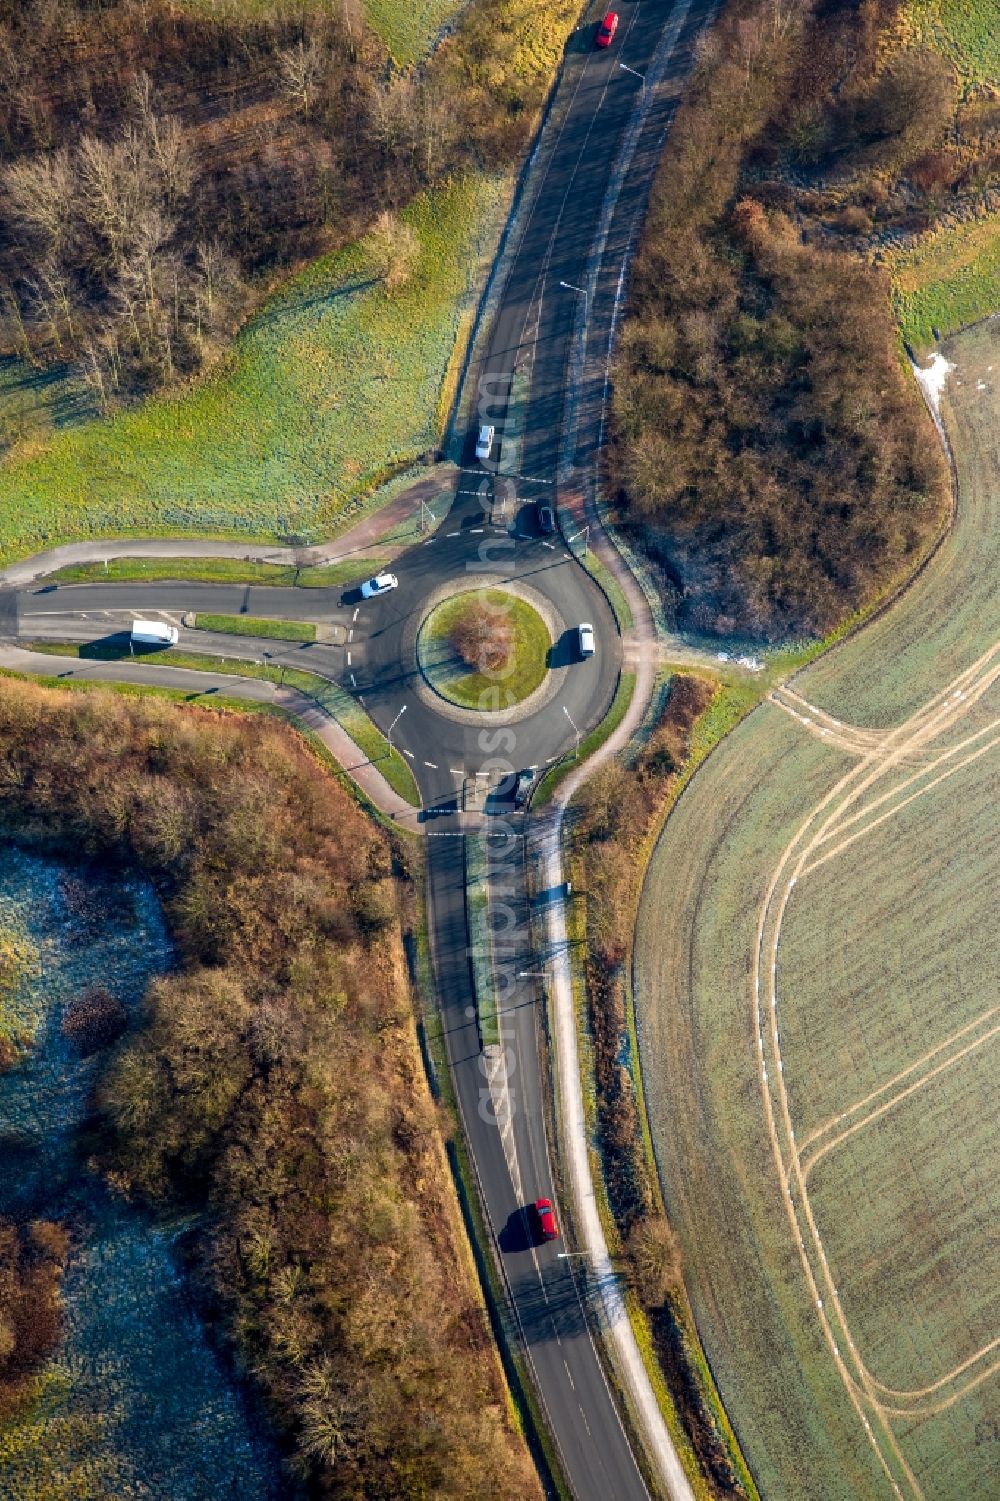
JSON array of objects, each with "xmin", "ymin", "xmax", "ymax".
[
  {"xmin": 26, "ymin": 642, "xmax": 421, "ymax": 806},
  {"xmin": 192, "ymin": 613, "xmax": 317, "ymax": 643},
  {"xmin": 464, "ymin": 833, "xmax": 498, "ymax": 1047},
  {"xmin": 533, "ymin": 672, "xmax": 636, "ymax": 807}
]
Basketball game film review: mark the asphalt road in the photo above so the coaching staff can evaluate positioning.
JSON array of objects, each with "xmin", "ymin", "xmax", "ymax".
[{"xmin": 4, "ymin": 3, "xmax": 716, "ymax": 1494}]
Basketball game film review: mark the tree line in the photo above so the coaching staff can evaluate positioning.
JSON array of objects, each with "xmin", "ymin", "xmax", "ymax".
[
  {"xmin": 0, "ymin": 0, "xmax": 570, "ymax": 410},
  {"xmin": 610, "ymin": 0, "xmax": 979, "ymax": 639},
  {"xmin": 0, "ymin": 678, "xmax": 541, "ymax": 1501}
]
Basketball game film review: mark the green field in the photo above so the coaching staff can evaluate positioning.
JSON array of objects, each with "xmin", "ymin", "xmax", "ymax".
[
  {"xmin": 902, "ymin": 0, "xmax": 1000, "ymax": 85},
  {"xmin": 0, "ymin": 178, "xmax": 502, "ymax": 568},
  {"xmin": 891, "ymin": 219, "xmax": 1000, "ymax": 355},
  {"xmin": 634, "ymin": 317, "xmax": 1000, "ymax": 1501}
]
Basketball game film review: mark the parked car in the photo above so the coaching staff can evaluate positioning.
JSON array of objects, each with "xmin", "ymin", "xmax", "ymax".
[
  {"xmin": 131, "ymin": 619, "xmax": 178, "ymax": 647},
  {"xmin": 360, "ymin": 572, "xmax": 398, "ymax": 598},
  {"xmin": 537, "ymin": 503, "xmax": 556, "ymax": 535},
  {"xmin": 535, "ymin": 1198, "xmax": 559, "ymax": 1242},
  {"xmin": 596, "ymin": 10, "xmax": 619, "ymax": 46},
  {"xmin": 475, "ymin": 424, "xmax": 495, "ymax": 461},
  {"xmin": 513, "ymin": 769, "xmax": 535, "ymax": 809},
  {"xmin": 577, "ymin": 622, "xmax": 596, "ymax": 658}
]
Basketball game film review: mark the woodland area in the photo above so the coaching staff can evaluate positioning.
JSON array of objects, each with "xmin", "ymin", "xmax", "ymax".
[
  {"xmin": 0, "ymin": 0, "xmax": 561, "ymax": 407},
  {"xmin": 610, "ymin": 0, "xmax": 1000, "ymax": 638},
  {"xmin": 0, "ymin": 680, "xmax": 539, "ymax": 1501}
]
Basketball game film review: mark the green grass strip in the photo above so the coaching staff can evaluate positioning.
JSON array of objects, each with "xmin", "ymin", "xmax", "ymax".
[
  {"xmin": 464, "ymin": 833, "xmax": 498, "ymax": 1047},
  {"xmin": 193, "ymin": 613, "xmax": 317, "ymax": 642},
  {"xmin": 533, "ymin": 672, "xmax": 637, "ymax": 806},
  {"xmin": 46, "ymin": 558, "xmax": 300, "ymax": 587},
  {"xmin": 577, "ymin": 549, "xmax": 634, "ymax": 632},
  {"xmin": 27, "ymin": 643, "xmax": 421, "ymax": 806},
  {"xmin": 45, "ymin": 552, "xmax": 397, "ymax": 591}
]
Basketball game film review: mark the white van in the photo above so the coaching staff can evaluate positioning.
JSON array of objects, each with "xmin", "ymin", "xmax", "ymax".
[{"xmin": 131, "ymin": 619, "xmax": 179, "ymax": 647}]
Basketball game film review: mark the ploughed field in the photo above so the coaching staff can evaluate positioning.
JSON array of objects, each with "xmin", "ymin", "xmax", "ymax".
[{"xmin": 634, "ymin": 320, "xmax": 1000, "ymax": 1501}]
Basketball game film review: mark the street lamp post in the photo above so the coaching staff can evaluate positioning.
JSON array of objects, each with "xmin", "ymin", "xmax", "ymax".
[
  {"xmin": 565, "ymin": 523, "xmax": 590, "ymax": 556},
  {"xmin": 387, "ymin": 703, "xmax": 407, "ymax": 758},
  {"xmin": 563, "ymin": 704, "xmax": 582, "ymax": 759},
  {"xmin": 558, "ymin": 279, "xmax": 588, "ymax": 316},
  {"xmin": 420, "ymin": 498, "xmax": 435, "ymax": 534},
  {"xmin": 618, "ymin": 60, "xmax": 645, "ymax": 93}
]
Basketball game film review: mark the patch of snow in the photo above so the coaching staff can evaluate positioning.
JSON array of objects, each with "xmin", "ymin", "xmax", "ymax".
[{"xmin": 912, "ymin": 351, "xmax": 955, "ymax": 415}]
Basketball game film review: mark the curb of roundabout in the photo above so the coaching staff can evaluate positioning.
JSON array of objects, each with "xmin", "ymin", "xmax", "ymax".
[{"xmin": 406, "ymin": 573, "xmax": 571, "ymax": 727}]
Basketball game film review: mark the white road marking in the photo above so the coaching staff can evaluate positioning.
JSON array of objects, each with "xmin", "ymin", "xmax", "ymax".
[
  {"xmin": 352, "ymin": 607, "xmax": 359, "ymax": 622},
  {"xmin": 347, "ymin": 629, "xmax": 353, "ymax": 642},
  {"xmin": 449, "ymin": 767, "xmax": 463, "ymax": 776},
  {"xmin": 470, "ymin": 528, "xmax": 484, "ymax": 534},
  {"xmin": 346, "ymin": 651, "xmax": 352, "ymax": 665},
  {"xmin": 447, "ymin": 530, "xmax": 461, "ymax": 537},
  {"xmin": 424, "ymin": 760, "xmax": 438, "ymax": 769},
  {"xmin": 564, "ymin": 1359, "xmax": 576, "ymax": 1391},
  {"xmin": 403, "ymin": 749, "xmax": 415, "ymax": 760},
  {"xmin": 349, "ymin": 672, "xmax": 356, "ymax": 687},
  {"xmin": 542, "ymin": 541, "xmax": 556, "ymax": 549}
]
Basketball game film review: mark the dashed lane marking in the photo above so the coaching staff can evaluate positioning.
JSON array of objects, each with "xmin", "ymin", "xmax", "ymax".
[
  {"xmin": 352, "ymin": 608, "xmax": 359, "ymax": 622},
  {"xmin": 542, "ymin": 541, "xmax": 556, "ymax": 549},
  {"xmin": 450, "ymin": 767, "xmax": 463, "ymax": 775},
  {"xmin": 403, "ymin": 749, "xmax": 415, "ymax": 759},
  {"xmin": 424, "ymin": 761, "xmax": 438, "ymax": 769},
  {"xmin": 447, "ymin": 530, "xmax": 461, "ymax": 537},
  {"xmin": 470, "ymin": 528, "xmax": 484, "ymax": 534},
  {"xmin": 347, "ymin": 629, "xmax": 353, "ymax": 642},
  {"xmin": 346, "ymin": 651, "xmax": 352, "ymax": 666},
  {"xmin": 349, "ymin": 672, "xmax": 356, "ymax": 687}
]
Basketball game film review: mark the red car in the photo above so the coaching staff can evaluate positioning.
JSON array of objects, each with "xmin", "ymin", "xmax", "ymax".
[
  {"xmin": 535, "ymin": 1197, "xmax": 559, "ymax": 1242},
  {"xmin": 596, "ymin": 11, "xmax": 619, "ymax": 47}
]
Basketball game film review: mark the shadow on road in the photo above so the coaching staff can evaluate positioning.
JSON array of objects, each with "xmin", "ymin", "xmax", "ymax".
[
  {"xmin": 547, "ymin": 629, "xmax": 580, "ymax": 669},
  {"xmin": 418, "ymin": 796, "xmax": 459, "ymax": 822},
  {"xmin": 499, "ymin": 1207, "xmax": 535, "ymax": 1255}
]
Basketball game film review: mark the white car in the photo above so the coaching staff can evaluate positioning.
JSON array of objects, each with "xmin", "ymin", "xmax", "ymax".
[
  {"xmin": 577, "ymin": 623, "xmax": 596, "ymax": 658},
  {"xmin": 360, "ymin": 572, "xmax": 398, "ymax": 599},
  {"xmin": 475, "ymin": 424, "xmax": 495, "ymax": 461}
]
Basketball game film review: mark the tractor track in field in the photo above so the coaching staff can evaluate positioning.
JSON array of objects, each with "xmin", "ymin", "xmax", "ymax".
[{"xmin": 753, "ymin": 641, "xmax": 1000, "ymax": 1499}]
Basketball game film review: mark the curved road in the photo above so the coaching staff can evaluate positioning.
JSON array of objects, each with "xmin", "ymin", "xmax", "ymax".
[{"xmin": 3, "ymin": 2, "xmax": 715, "ymax": 1495}]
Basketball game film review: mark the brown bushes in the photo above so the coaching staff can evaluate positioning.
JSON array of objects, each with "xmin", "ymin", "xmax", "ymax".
[
  {"xmin": 449, "ymin": 601, "xmax": 514, "ymax": 674},
  {"xmin": 611, "ymin": 0, "xmax": 954, "ymax": 640},
  {"xmin": 0, "ymin": 678, "xmax": 539, "ymax": 1500},
  {"xmin": 0, "ymin": 1218, "xmax": 70, "ymax": 1416},
  {"xmin": 62, "ymin": 986, "xmax": 128, "ymax": 1055}
]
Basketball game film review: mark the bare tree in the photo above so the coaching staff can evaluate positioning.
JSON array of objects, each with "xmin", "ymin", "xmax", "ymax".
[
  {"xmin": 277, "ymin": 38, "xmax": 325, "ymax": 119},
  {"xmin": 2, "ymin": 148, "xmax": 76, "ymax": 261},
  {"xmin": 366, "ymin": 211, "xmax": 418, "ymax": 292}
]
